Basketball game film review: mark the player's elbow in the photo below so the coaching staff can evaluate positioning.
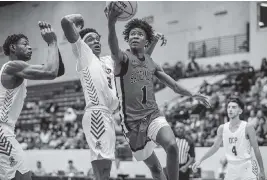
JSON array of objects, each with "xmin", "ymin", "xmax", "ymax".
[
  {"xmin": 46, "ymin": 71, "xmax": 57, "ymax": 80},
  {"xmin": 61, "ymin": 17, "xmax": 71, "ymax": 28}
]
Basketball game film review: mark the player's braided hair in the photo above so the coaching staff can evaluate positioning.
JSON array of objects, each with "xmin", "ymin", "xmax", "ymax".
[
  {"xmin": 123, "ymin": 18, "xmax": 154, "ymax": 45},
  {"xmin": 3, "ymin": 34, "xmax": 28, "ymax": 56},
  {"xmin": 79, "ymin": 28, "xmax": 101, "ymax": 39}
]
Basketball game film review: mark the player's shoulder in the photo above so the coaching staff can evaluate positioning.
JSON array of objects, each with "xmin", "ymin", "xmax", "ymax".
[
  {"xmin": 101, "ymin": 55, "xmax": 114, "ymax": 66},
  {"xmin": 217, "ymin": 124, "xmax": 224, "ymax": 135},
  {"xmin": 100, "ymin": 55, "xmax": 112, "ymax": 62},
  {"xmin": 4, "ymin": 61, "xmax": 28, "ymax": 73}
]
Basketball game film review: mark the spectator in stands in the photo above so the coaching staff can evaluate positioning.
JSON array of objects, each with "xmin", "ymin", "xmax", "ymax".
[
  {"xmin": 186, "ymin": 55, "xmax": 200, "ymax": 76},
  {"xmin": 235, "ymin": 68, "xmax": 251, "ymax": 93},
  {"xmin": 73, "ymin": 97, "xmax": 85, "ymax": 111},
  {"xmin": 34, "ymin": 161, "xmax": 46, "ymax": 176},
  {"xmin": 65, "ymin": 160, "xmax": 78, "ymax": 176},
  {"xmin": 173, "ymin": 61, "xmax": 185, "ymax": 79},
  {"xmin": 248, "ymin": 110, "xmax": 259, "ymax": 128},
  {"xmin": 63, "ymin": 107, "xmax": 77, "ymax": 131},
  {"xmin": 162, "ymin": 62, "xmax": 174, "ymax": 78},
  {"xmin": 202, "ymin": 42, "xmax": 206, "ymax": 57},
  {"xmin": 40, "ymin": 129, "xmax": 51, "ymax": 149},
  {"xmin": 260, "ymin": 57, "xmax": 267, "ymax": 76}
]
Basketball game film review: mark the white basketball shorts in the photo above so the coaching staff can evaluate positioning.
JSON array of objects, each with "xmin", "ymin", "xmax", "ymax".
[
  {"xmin": 0, "ymin": 134, "xmax": 29, "ymax": 180},
  {"xmin": 82, "ymin": 109, "xmax": 116, "ymax": 162},
  {"xmin": 225, "ymin": 159, "xmax": 258, "ymax": 180}
]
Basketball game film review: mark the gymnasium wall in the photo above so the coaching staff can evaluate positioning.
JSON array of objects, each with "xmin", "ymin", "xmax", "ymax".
[
  {"xmin": 249, "ymin": 1, "xmax": 267, "ymax": 69},
  {"xmin": 26, "ymin": 147, "xmax": 267, "ymax": 178},
  {"xmin": 0, "ymin": 1, "xmax": 249, "ymax": 86}
]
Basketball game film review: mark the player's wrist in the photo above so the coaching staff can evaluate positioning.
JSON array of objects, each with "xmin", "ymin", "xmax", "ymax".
[{"xmin": 48, "ymin": 41, "xmax": 57, "ymax": 46}]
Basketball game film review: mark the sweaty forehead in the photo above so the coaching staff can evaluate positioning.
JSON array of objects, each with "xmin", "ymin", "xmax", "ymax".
[
  {"xmin": 85, "ymin": 32, "xmax": 100, "ymax": 39},
  {"xmin": 228, "ymin": 102, "xmax": 239, "ymax": 107},
  {"xmin": 17, "ymin": 38, "xmax": 29, "ymax": 44},
  {"xmin": 130, "ymin": 28, "xmax": 146, "ymax": 34}
]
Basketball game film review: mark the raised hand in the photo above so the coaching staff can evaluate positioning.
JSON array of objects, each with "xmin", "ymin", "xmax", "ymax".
[
  {"xmin": 38, "ymin": 21, "xmax": 57, "ymax": 44},
  {"xmin": 154, "ymin": 32, "xmax": 167, "ymax": 46},
  {"xmin": 192, "ymin": 93, "xmax": 211, "ymax": 108},
  {"xmin": 106, "ymin": 2, "xmax": 123, "ymax": 24}
]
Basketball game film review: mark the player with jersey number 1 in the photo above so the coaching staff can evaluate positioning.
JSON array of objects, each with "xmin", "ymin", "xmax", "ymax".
[
  {"xmin": 192, "ymin": 96, "xmax": 266, "ymax": 180},
  {"xmin": 107, "ymin": 2, "xmax": 211, "ymax": 180}
]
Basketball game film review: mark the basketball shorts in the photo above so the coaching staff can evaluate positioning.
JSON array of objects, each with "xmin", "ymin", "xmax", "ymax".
[
  {"xmin": 0, "ymin": 135, "xmax": 29, "ymax": 180},
  {"xmin": 122, "ymin": 116, "xmax": 169, "ymax": 161},
  {"xmin": 225, "ymin": 159, "xmax": 258, "ymax": 180},
  {"xmin": 82, "ymin": 109, "xmax": 116, "ymax": 162}
]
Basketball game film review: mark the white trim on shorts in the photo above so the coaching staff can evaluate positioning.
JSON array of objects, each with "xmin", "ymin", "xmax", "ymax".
[{"xmin": 131, "ymin": 116, "xmax": 169, "ymax": 161}]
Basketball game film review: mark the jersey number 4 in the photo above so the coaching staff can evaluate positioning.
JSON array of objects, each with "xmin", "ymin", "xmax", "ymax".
[
  {"xmin": 141, "ymin": 86, "xmax": 147, "ymax": 104},
  {"xmin": 232, "ymin": 146, "xmax": 237, "ymax": 156}
]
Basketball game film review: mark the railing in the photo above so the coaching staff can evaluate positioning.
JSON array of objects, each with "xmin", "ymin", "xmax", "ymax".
[{"xmin": 188, "ymin": 34, "xmax": 248, "ymax": 59}]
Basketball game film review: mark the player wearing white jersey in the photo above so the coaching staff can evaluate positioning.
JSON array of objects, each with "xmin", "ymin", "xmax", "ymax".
[
  {"xmin": 61, "ymin": 14, "xmax": 117, "ymax": 180},
  {"xmin": 0, "ymin": 22, "xmax": 64, "ymax": 180},
  {"xmin": 192, "ymin": 97, "xmax": 266, "ymax": 180}
]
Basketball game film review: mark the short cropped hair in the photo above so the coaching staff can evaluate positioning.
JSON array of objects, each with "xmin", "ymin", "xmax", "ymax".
[{"xmin": 3, "ymin": 34, "xmax": 28, "ymax": 56}]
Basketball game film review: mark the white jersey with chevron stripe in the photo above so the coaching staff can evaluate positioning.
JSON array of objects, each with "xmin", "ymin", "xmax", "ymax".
[
  {"xmin": 71, "ymin": 37, "xmax": 119, "ymax": 112},
  {"xmin": 0, "ymin": 62, "xmax": 27, "ymax": 137}
]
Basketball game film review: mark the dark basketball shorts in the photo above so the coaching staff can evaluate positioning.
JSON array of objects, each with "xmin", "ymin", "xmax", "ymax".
[{"xmin": 121, "ymin": 116, "xmax": 169, "ymax": 161}]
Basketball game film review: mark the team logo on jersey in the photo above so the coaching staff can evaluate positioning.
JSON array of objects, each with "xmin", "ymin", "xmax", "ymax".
[
  {"xmin": 106, "ymin": 68, "xmax": 112, "ymax": 74},
  {"xmin": 9, "ymin": 156, "xmax": 18, "ymax": 167},
  {"xmin": 95, "ymin": 141, "xmax": 102, "ymax": 150}
]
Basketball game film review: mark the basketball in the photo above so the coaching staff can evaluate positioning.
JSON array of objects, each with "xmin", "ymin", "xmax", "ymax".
[{"xmin": 106, "ymin": 1, "xmax": 138, "ymax": 21}]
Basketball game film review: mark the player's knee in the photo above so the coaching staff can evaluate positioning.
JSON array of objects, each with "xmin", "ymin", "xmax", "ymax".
[{"xmin": 166, "ymin": 139, "xmax": 178, "ymax": 155}]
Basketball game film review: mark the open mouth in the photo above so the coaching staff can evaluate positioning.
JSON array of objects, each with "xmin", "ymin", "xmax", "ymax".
[
  {"xmin": 131, "ymin": 41, "xmax": 139, "ymax": 45},
  {"xmin": 94, "ymin": 45, "xmax": 101, "ymax": 51}
]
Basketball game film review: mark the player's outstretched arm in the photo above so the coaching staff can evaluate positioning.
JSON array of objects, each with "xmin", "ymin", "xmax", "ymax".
[
  {"xmin": 192, "ymin": 125, "xmax": 223, "ymax": 172},
  {"xmin": 61, "ymin": 14, "xmax": 84, "ymax": 43},
  {"xmin": 246, "ymin": 124, "xmax": 266, "ymax": 180},
  {"xmin": 107, "ymin": 2, "xmax": 126, "ymax": 65},
  {"xmin": 154, "ymin": 64, "xmax": 193, "ymax": 96},
  {"xmin": 145, "ymin": 32, "xmax": 167, "ymax": 56},
  {"xmin": 154, "ymin": 63, "xmax": 210, "ymax": 108},
  {"xmin": 5, "ymin": 22, "xmax": 61, "ymax": 80}
]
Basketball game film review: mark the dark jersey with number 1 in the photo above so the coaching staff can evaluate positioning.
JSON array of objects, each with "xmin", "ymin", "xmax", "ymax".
[{"xmin": 115, "ymin": 50, "xmax": 161, "ymax": 123}]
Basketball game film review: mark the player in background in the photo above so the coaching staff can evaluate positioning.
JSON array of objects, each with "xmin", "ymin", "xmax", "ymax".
[
  {"xmin": 107, "ymin": 3, "xmax": 210, "ymax": 180},
  {"xmin": 0, "ymin": 21, "xmax": 64, "ymax": 180},
  {"xmin": 192, "ymin": 97, "xmax": 266, "ymax": 180},
  {"xmin": 61, "ymin": 14, "xmax": 165, "ymax": 180}
]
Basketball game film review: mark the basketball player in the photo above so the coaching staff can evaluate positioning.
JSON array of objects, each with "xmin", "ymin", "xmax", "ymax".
[
  {"xmin": 107, "ymin": 4, "xmax": 210, "ymax": 180},
  {"xmin": 0, "ymin": 21, "xmax": 64, "ymax": 180},
  {"xmin": 61, "ymin": 13, "xmax": 166, "ymax": 180},
  {"xmin": 192, "ymin": 97, "xmax": 266, "ymax": 180}
]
